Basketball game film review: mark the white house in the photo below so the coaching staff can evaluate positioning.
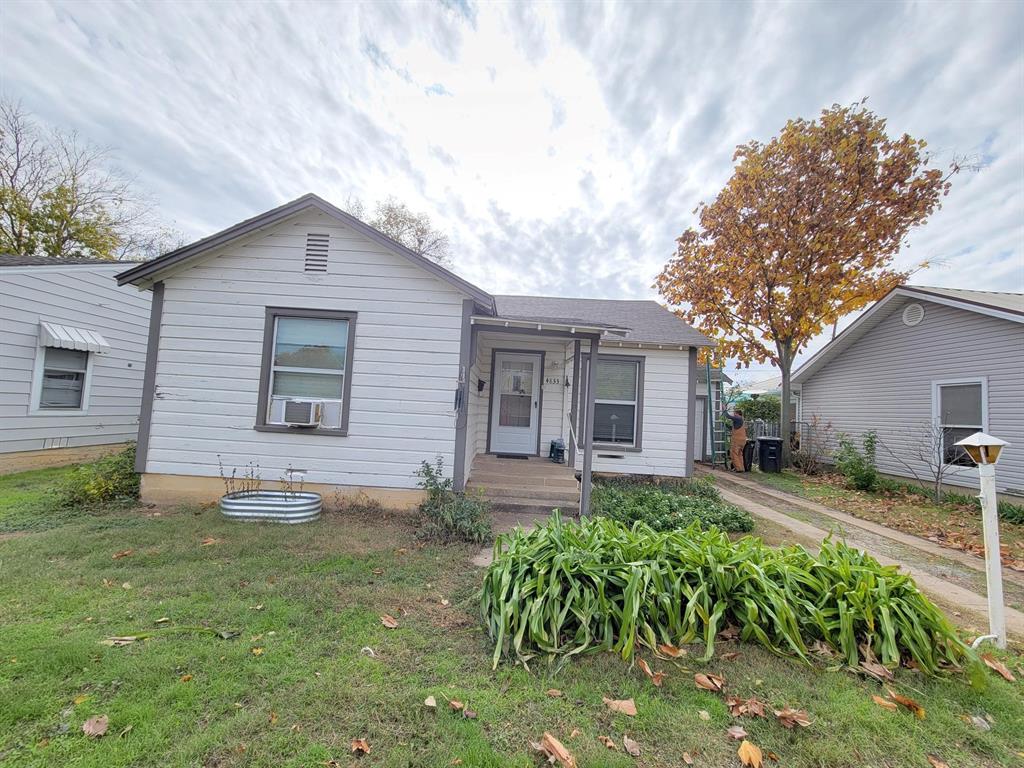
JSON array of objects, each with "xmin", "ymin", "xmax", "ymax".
[
  {"xmin": 792, "ymin": 285, "xmax": 1024, "ymax": 496},
  {"xmin": 0, "ymin": 255, "xmax": 152, "ymax": 473},
  {"xmin": 116, "ymin": 194, "xmax": 712, "ymax": 513}
]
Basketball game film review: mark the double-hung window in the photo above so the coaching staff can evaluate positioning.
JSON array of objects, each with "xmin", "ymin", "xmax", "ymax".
[
  {"xmin": 38, "ymin": 348, "xmax": 90, "ymax": 409},
  {"xmin": 592, "ymin": 355, "xmax": 644, "ymax": 448},
  {"xmin": 934, "ymin": 379, "xmax": 986, "ymax": 466},
  {"xmin": 257, "ymin": 308, "xmax": 357, "ymax": 434}
]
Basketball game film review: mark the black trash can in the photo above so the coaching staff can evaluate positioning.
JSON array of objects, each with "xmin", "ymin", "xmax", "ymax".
[
  {"xmin": 742, "ymin": 439, "xmax": 756, "ymax": 472},
  {"xmin": 757, "ymin": 436, "xmax": 784, "ymax": 473},
  {"xmin": 549, "ymin": 438, "xmax": 566, "ymax": 464}
]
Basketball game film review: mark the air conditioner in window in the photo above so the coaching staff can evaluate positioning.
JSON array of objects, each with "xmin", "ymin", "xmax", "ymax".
[{"xmin": 282, "ymin": 399, "xmax": 323, "ymax": 427}]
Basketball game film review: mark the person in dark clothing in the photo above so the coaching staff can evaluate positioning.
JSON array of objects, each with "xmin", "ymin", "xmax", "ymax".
[{"xmin": 727, "ymin": 408, "xmax": 746, "ymax": 471}]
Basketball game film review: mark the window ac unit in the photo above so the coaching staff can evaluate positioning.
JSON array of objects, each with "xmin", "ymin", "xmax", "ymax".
[{"xmin": 282, "ymin": 399, "xmax": 323, "ymax": 427}]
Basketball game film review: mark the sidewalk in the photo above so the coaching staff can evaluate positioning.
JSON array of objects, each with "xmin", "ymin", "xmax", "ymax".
[{"xmin": 702, "ymin": 467, "xmax": 1024, "ymax": 639}]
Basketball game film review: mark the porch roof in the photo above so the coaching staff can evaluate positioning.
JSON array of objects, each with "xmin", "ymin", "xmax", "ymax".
[{"xmin": 471, "ymin": 314, "xmax": 629, "ymax": 336}]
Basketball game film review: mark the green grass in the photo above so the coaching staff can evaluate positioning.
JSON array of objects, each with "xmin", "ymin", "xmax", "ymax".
[{"xmin": 0, "ymin": 466, "xmax": 1022, "ymax": 767}]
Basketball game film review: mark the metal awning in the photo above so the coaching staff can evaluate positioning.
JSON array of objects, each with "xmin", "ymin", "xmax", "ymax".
[
  {"xmin": 39, "ymin": 322, "xmax": 110, "ymax": 354},
  {"xmin": 471, "ymin": 315, "xmax": 630, "ymax": 337}
]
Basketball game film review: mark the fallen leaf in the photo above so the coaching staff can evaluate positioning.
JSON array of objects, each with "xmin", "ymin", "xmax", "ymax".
[
  {"xmin": 82, "ymin": 714, "xmax": 109, "ymax": 738},
  {"xmin": 981, "ymin": 653, "xmax": 1016, "ymax": 682},
  {"xmin": 200, "ymin": 537, "xmax": 221, "ymax": 546},
  {"xmin": 727, "ymin": 725, "xmax": 748, "ymax": 740},
  {"xmin": 698, "ymin": 709, "xmax": 711, "ymax": 721},
  {"xmin": 721, "ymin": 651, "xmax": 741, "ymax": 661},
  {"xmin": 179, "ymin": 673, "xmax": 193, "ymax": 683},
  {"xmin": 623, "ymin": 734, "xmax": 641, "ymax": 757},
  {"xmin": 858, "ymin": 659, "xmax": 894, "ymax": 682},
  {"xmin": 638, "ymin": 658, "xmax": 666, "ymax": 686},
  {"xmin": 885, "ymin": 689, "xmax": 925, "ymax": 720},
  {"xmin": 727, "ymin": 696, "xmax": 768, "ymax": 718},
  {"xmin": 99, "ymin": 636, "xmax": 141, "ymax": 647},
  {"xmin": 118, "ymin": 724, "xmax": 133, "ymax": 738},
  {"xmin": 961, "ymin": 714, "xmax": 991, "ymax": 731},
  {"xmin": 440, "ymin": 598, "xmax": 450, "ymax": 607},
  {"xmin": 121, "ymin": 582, "xmax": 131, "ymax": 590},
  {"xmin": 598, "ymin": 735, "xmax": 617, "ymax": 750},
  {"xmin": 536, "ymin": 732, "xmax": 576, "ymax": 768},
  {"xmin": 372, "ymin": 568, "xmax": 384, "ymax": 575},
  {"xmin": 424, "ymin": 695, "xmax": 437, "ymax": 709},
  {"xmin": 350, "ymin": 737, "xmax": 370, "ymax": 755},
  {"xmin": 251, "ymin": 647, "xmax": 264, "ymax": 656},
  {"xmin": 217, "ymin": 630, "xmax": 240, "ymax": 640},
  {"xmin": 380, "ymin": 614, "xmax": 399, "ymax": 629},
  {"xmin": 290, "ymin": 723, "xmax": 302, "ymax": 732},
  {"xmin": 602, "ymin": 696, "xmax": 637, "ymax": 716},
  {"xmin": 73, "ymin": 694, "xmax": 89, "ymax": 706},
  {"xmin": 112, "ymin": 549, "xmax": 134, "ymax": 559},
  {"xmin": 871, "ymin": 695, "xmax": 898, "ymax": 711},
  {"xmin": 269, "ymin": 711, "xmax": 278, "ymax": 725},
  {"xmin": 774, "ymin": 707, "xmax": 812, "ymax": 728},
  {"xmin": 155, "ymin": 617, "xmax": 170, "ymax": 624},
  {"xmin": 448, "ymin": 699, "xmax": 464, "ymax": 712},
  {"xmin": 568, "ymin": 728, "xmax": 581, "ymax": 738},
  {"xmin": 926, "ymin": 756, "xmax": 949, "ymax": 768},
  {"xmin": 718, "ymin": 625, "xmax": 740, "ymax": 640},
  {"xmin": 462, "ymin": 708, "xmax": 477, "ymax": 719},
  {"xmin": 657, "ymin": 643, "xmax": 687, "ymax": 658},
  {"xmin": 682, "ymin": 752, "xmax": 694, "ymax": 765},
  {"xmin": 737, "ymin": 739, "xmax": 764, "ymax": 768},
  {"xmin": 546, "ymin": 689, "xmax": 563, "ymax": 698},
  {"xmin": 694, "ymin": 672, "xmax": 725, "ymax": 692}
]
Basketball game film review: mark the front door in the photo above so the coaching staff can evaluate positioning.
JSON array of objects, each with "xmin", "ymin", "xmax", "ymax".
[{"xmin": 489, "ymin": 351, "xmax": 542, "ymax": 455}]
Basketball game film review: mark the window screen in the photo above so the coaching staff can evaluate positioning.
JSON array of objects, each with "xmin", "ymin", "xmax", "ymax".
[
  {"xmin": 593, "ymin": 358, "xmax": 639, "ymax": 445},
  {"xmin": 938, "ymin": 383, "xmax": 983, "ymax": 466},
  {"xmin": 268, "ymin": 316, "xmax": 349, "ymax": 428},
  {"xmin": 39, "ymin": 348, "xmax": 89, "ymax": 409}
]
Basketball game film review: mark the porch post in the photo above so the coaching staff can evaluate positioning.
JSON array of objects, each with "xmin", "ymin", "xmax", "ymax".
[
  {"xmin": 568, "ymin": 339, "xmax": 581, "ymax": 468},
  {"xmin": 580, "ymin": 333, "xmax": 600, "ymax": 516},
  {"xmin": 452, "ymin": 299, "xmax": 475, "ymax": 492}
]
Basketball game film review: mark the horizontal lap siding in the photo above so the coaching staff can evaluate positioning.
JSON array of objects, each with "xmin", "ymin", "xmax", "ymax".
[
  {"xmin": 592, "ymin": 348, "xmax": 689, "ymax": 477},
  {"xmin": 145, "ymin": 211, "xmax": 465, "ymax": 490},
  {"xmin": 799, "ymin": 301, "xmax": 1024, "ymax": 494},
  {"xmin": 0, "ymin": 267, "xmax": 150, "ymax": 453}
]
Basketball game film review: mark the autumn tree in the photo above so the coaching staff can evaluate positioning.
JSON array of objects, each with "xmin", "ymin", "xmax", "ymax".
[
  {"xmin": 346, "ymin": 195, "xmax": 451, "ymax": 265},
  {"xmin": 0, "ymin": 98, "xmax": 182, "ymax": 261},
  {"xmin": 656, "ymin": 102, "xmax": 955, "ymax": 464}
]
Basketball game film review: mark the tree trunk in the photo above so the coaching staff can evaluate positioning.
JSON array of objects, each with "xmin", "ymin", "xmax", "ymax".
[{"xmin": 778, "ymin": 351, "xmax": 794, "ymax": 468}]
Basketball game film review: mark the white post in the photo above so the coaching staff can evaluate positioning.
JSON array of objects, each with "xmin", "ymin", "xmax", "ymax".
[{"xmin": 978, "ymin": 462, "xmax": 1006, "ymax": 649}]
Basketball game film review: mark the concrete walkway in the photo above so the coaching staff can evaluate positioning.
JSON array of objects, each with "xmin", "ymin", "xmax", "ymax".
[{"xmin": 704, "ymin": 468, "xmax": 1024, "ymax": 639}]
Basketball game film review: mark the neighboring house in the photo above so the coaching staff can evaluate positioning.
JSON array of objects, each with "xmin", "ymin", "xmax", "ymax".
[
  {"xmin": 792, "ymin": 285, "xmax": 1024, "ymax": 496},
  {"xmin": 0, "ymin": 255, "xmax": 152, "ymax": 474},
  {"xmin": 116, "ymin": 194, "xmax": 712, "ymax": 513}
]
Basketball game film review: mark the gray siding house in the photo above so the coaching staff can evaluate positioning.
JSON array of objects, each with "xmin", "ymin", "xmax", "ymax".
[
  {"xmin": 792, "ymin": 286, "xmax": 1024, "ymax": 496},
  {"xmin": 0, "ymin": 255, "xmax": 152, "ymax": 473},
  {"xmin": 116, "ymin": 194, "xmax": 711, "ymax": 513}
]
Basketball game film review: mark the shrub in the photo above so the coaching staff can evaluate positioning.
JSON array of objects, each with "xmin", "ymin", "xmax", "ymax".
[
  {"xmin": 835, "ymin": 430, "xmax": 879, "ymax": 491},
  {"xmin": 481, "ymin": 515, "xmax": 970, "ymax": 675},
  {"xmin": 943, "ymin": 491, "xmax": 1024, "ymax": 526},
  {"xmin": 60, "ymin": 444, "xmax": 140, "ymax": 506},
  {"xmin": 415, "ymin": 457, "xmax": 492, "ymax": 544},
  {"xmin": 739, "ymin": 394, "xmax": 781, "ymax": 424},
  {"xmin": 592, "ymin": 480, "xmax": 753, "ymax": 533}
]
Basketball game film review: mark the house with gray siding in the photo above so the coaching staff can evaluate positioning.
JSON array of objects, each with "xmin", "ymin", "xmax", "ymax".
[
  {"xmin": 792, "ymin": 285, "xmax": 1024, "ymax": 496},
  {"xmin": 0, "ymin": 255, "xmax": 152, "ymax": 473},
  {"xmin": 116, "ymin": 193, "xmax": 711, "ymax": 513}
]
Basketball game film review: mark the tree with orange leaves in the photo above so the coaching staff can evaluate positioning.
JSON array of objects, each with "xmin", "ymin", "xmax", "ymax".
[{"xmin": 656, "ymin": 101, "xmax": 955, "ymax": 464}]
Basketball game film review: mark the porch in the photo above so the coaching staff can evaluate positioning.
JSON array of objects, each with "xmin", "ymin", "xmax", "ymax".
[{"xmin": 466, "ymin": 454, "xmax": 579, "ymax": 519}]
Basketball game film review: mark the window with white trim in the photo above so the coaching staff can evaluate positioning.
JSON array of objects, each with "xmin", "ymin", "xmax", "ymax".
[
  {"xmin": 262, "ymin": 313, "xmax": 355, "ymax": 431},
  {"xmin": 936, "ymin": 381, "xmax": 984, "ymax": 466},
  {"xmin": 38, "ymin": 348, "xmax": 89, "ymax": 409},
  {"xmin": 593, "ymin": 357, "xmax": 642, "ymax": 446}
]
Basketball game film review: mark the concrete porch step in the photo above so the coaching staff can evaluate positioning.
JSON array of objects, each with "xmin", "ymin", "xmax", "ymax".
[
  {"xmin": 466, "ymin": 483, "xmax": 579, "ymax": 504},
  {"xmin": 490, "ymin": 498, "xmax": 579, "ymax": 516},
  {"xmin": 467, "ymin": 472, "xmax": 579, "ymax": 490}
]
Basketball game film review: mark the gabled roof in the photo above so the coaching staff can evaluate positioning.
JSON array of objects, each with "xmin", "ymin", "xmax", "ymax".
[
  {"xmin": 0, "ymin": 253, "xmax": 132, "ymax": 267},
  {"xmin": 115, "ymin": 193, "xmax": 495, "ymax": 311},
  {"xmin": 792, "ymin": 284, "xmax": 1024, "ymax": 384},
  {"xmin": 494, "ymin": 295, "xmax": 714, "ymax": 347}
]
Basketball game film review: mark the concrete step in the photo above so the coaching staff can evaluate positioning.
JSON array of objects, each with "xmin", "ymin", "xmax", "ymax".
[
  {"xmin": 468, "ymin": 473, "xmax": 579, "ymax": 490},
  {"xmin": 489, "ymin": 498, "xmax": 579, "ymax": 516},
  {"xmin": 467, "ymin": 483, "xmax": 579, "ymax": 503}
]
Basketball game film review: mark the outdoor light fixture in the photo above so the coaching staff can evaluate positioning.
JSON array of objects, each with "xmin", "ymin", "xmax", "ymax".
[{"xmin": 954, "ymin": 431, "xmax": 1010, "ymax": 649}]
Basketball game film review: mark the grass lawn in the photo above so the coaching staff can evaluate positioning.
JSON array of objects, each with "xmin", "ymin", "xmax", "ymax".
[
  {"xmin": 1, "ymin": 466, "xmax": 1022, "ymax": 767},
  {"xmin": 745, "ymin": 469, "xmax": 1024, "ymax": 569}
]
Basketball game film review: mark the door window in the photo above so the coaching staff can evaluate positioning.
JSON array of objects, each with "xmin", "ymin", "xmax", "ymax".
[{"xmin": 498, "ymin": 360, "xmax": 534, "ymax": 427}]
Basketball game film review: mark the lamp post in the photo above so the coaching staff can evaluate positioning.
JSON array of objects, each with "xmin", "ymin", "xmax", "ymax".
[{"xmin": 954, "ymin": 432, "xmax": 1010, "ymax": 649}]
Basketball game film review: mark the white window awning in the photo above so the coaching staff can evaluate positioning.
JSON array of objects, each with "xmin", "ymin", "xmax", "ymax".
[{"xmin": 39, "ymin": 322, "xmax": 110, "ymax": 354}]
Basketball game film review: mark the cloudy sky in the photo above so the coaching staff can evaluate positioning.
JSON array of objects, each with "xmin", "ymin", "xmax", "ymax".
[{"xmin": 3, "ymin": 0, "xmax": 1021, "ymax": 378}]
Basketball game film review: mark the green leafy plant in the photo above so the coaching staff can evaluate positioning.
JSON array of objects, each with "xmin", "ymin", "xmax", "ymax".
[
  {"xmin": 739, "ymin": 394, "xmax": 782, "ymax": 423},
  {"xmin": 481, "ymin": 515, "xmax": 970, "ymax": 675},
  {"xmin": 60, "ymin": 444, "xmax": 140, "ymax": 506},
  {"xmin": 592, "ymin": 477, "xmax": 753, "ymax": 532},
  {"xmin": 835, "ymin": 430, "xmax": 879, "ymax": 491},
  {"xmin": 415, "ymin": 457, "xmax": 492, "ymax": 544},
  {"xmin": 943, "ymin": 491, "xmax": 1024, "ymax": 526}
]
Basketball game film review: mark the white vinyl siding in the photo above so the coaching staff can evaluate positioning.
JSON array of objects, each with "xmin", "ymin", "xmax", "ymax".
[
  {"xmin": 799, "ymin": 299, "xmax": 1024, "ymax": 495},
  {"xmin": 144, "ymin": 211, "xmax": 467, "ymax": 490},
  {"xmin": 0, "ymin": 266, "xmax": 151, "ymax": 454}
]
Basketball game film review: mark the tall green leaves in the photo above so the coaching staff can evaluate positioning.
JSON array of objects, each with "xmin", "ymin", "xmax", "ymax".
[{"xmin": 481, "ymin": 515, "xmax": 969, "ymax": 675}]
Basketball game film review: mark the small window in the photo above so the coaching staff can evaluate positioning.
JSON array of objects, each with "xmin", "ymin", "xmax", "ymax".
[
  {"xmin": 936, "ymin": 382, "xmax": 984, "ymax": 466},
  {"xmin": 39, "ymin": 348, "xmax": 89, "ymax": 409},
  {"xmin": 593, "ymin": 356, "xmax": 643, "ymax": 447},
  {"xmin": 257, "ymin": 309, "xmax": 357, "ymax": 434}
]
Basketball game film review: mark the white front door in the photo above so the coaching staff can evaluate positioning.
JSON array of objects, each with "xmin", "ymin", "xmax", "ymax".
[{"xmin": 490, "ymin": 351, "xmax": 542, "ymax": 455}]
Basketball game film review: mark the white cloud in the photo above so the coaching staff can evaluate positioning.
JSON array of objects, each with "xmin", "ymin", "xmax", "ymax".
[{"xmin": 2, "ymin": 0, "xmax": 1020, "ymax": 376}]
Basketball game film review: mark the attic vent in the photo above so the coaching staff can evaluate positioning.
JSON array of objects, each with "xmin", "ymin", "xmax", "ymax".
[
  {"xmin": 304, "ymin": 233, "xmax": 329, "ymax": 272},
  {"xmin": 902, "ymin": 303, "xmax": 925, "ymax": 327}
]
